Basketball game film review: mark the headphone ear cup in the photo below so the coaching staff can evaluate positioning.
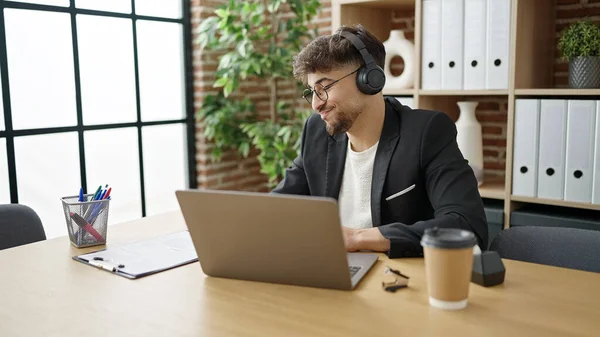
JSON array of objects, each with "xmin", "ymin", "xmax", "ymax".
[
  {"xmin": 355, "ymin": 66, "xmax": 371, "ymax": 95},
  {"xmin": 356, "ymin": 65, "xmax": 386, "ymax": 95},
  {"xmin": 367, "ymin": 66, "xmax": 386, "ymax": 94}
]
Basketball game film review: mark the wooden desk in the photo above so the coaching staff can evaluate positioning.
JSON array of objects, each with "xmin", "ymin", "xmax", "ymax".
[{"xmin": 1, "ymin": 211, "xmax": 599, "ymax": 337}]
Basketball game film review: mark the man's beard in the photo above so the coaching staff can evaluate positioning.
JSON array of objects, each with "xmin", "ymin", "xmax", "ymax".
[{"xmin": 325, "ymin": 106, "xmax": 362, "ymax": 136}]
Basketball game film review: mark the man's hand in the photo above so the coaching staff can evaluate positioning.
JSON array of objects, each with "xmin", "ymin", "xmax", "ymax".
[
  {"xmin": 342, "ymin": 227, "xmax": 391, "ymax": 252},
  {"xmin": 342, "ymin": 227, "xmax": 361, "ymax": 251}
]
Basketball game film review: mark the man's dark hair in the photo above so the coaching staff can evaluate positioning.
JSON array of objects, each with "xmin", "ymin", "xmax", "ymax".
[{"xmin": 293, "ymin": 24, "xmax": 386, "ymax": 85}]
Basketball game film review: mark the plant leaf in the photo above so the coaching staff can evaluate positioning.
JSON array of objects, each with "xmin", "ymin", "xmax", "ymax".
[{"xmin": 213, "ymin": 77, "xmax": 228, "ymax": 88}]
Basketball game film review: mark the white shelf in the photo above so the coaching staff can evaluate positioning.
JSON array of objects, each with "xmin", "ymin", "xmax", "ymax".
[
  {"xmin": 418, "ymin": 90, "xmax": 509, "ymax": 96},
  {"xmin": 515, "ymin": 89, "xmax": 600, "ymax": 96},
  {"xmin": 511, "ymin": 195, "xmax": 600, "ymax": 211}
]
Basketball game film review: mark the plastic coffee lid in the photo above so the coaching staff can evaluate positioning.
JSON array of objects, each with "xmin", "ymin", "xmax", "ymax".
[{"xmin": 420, "ymin": 227, "xmax": 477, "ymax": 249}]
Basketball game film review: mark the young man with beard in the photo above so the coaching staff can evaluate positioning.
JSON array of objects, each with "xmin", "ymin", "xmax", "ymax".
[{"xmin": 272, "ymin": 25, "xmax": 487, "ymax": 258}]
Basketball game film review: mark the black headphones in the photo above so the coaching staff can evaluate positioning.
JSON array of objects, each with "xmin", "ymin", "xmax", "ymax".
[{"xmin": 339, "ymin": 31, "xmax": 386, "ymax": 95}]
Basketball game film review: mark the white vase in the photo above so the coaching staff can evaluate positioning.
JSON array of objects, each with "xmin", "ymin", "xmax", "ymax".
[
  {"xmin": 456, "ymin": 101, "xmax": 484, "ymax": 186},
  {"xmin": 382, "ymin": 30, "xmax": 415, "ymax": 89}
]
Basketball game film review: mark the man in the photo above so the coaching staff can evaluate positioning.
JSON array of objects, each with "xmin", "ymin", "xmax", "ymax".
[{"xmin": 272, "ymin": 24, "xmax": 487, "ymax": 258}]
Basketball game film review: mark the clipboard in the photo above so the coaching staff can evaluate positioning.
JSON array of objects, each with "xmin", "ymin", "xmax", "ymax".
[{"xmin": 72, "ymin": 231, "xmax": 198, "ymax": 279}]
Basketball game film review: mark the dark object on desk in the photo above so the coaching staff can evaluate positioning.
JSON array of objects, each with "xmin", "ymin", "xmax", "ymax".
[
  {"xmin": 490, "ymin": 226, "xmax": 600, "ymax": 273},
  {"xmin": 382, "ymin": 266, "xmax": 410, "ymax": 292},
  {"xmin": 0, "ymin": 204, "xmax": 46, "ymax": 251},
  {"xmin": 471, "ymin": 251, "xmax": 505, "ymax": 287}
]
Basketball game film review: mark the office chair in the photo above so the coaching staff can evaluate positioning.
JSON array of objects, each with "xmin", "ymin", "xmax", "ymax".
[
  {"xmin": 0, "ymin": 204, "xmax": 47, "ymax": 250},
  {"xmin": 490, "ymin": 226, "xmax": 600, "ymax": 273}
]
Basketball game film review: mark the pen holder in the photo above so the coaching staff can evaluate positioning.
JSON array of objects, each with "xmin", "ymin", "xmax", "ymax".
[{"xmin": 61, "ymin": 194, "xmax": 111, "ymax": 248}]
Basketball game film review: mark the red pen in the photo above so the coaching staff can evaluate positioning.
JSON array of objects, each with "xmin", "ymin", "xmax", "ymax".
[
  {"xmin": 70, "ymin": 212, "xmax": 104, "ymax": 242},
  {"xmin": 102, "ymin": 187, "xmax": 112, "ymax": 199}
]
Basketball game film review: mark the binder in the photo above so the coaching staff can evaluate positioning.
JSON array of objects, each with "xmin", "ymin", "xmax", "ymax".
[
  {"xmin": 593, "ymin": 101, "xmax": 600, "ymax": 204},
  {"xmin": 564, "ymin": 100, "xmax": 596, "ymax": 203},
  {"xmin": 537, "ymin": 100, "xmax": 568, "ymax": 200},
  {"xmin": 512, "ymin": 99, "xmax": 540, "ymax": 197},
  {"xmin": 421, "ymin": 0, "xmax": 442, "ymax": 90},
  {"xmin": 485, "ymin": 0, "xmax": 511, "ymax": 89},
  {"xmin": 463, "ymin": 0, "xmax": 487, "ymax": 90},
  {"xmin": 73, "ymin": 231, "xmax": 198, "ymax": 279},
  {"xmin": 441, "ymin": 0, "xmax": 464, "ymax": 89}
]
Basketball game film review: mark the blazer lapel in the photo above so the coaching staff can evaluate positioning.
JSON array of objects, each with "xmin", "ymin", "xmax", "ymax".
[
  {"xmin": 325, "ymin": 133, "xmax": 348, "ymax": 199},
  {"xmin": 371, "ymin": 100, "xmax": 401, "ymax": 226}
]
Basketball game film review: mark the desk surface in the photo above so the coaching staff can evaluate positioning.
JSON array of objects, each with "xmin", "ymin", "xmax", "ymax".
[{"xmin": 1, "ymin": 211, "xmax": 599, "ymax": 337}]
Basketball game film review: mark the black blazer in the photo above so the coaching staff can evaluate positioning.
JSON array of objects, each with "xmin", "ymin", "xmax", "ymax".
[{"xmin": 272, "ymin": 97, "xmax": 487, "ymax": 258}]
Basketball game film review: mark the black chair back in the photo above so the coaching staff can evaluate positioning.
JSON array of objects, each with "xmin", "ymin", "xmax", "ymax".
[
  {"xmin": 0, "ymin": 204, "xmax": 46, "ymax": 250},
  {"xmin": 490, "ymin": 226, "xmax": 600, "ymax": 273}
]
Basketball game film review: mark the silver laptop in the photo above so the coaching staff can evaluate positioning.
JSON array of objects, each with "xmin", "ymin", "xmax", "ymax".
[{"xmin": 175, "ymin": 189, "xmax": 379, "ymax": 290}]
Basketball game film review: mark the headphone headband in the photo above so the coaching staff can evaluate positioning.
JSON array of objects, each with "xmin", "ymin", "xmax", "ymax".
[
  {"xmin": 339, "ymin": 31, "xmax": 376, "ymax": 68},
  {"xmin": 338, "ymin": 30, "xmax": 386, "ymax": 95}
]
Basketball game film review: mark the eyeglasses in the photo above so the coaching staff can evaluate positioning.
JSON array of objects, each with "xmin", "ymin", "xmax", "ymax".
[
  {"xmin": 302, "ymin": 68, "xmax": 360, "ymax": 104},
  {"xmin": 382, "ymin": 266, "xmax": 410, "ymax": 293}
]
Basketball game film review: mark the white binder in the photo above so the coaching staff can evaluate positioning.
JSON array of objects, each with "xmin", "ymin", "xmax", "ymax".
[
  {"xmin": 537, "ymin": 100, "xmax": 568, "ymax": 200},
  {"xmin": 592, "ymin": 101, "xmax": 600, "ymax": 204},
  {"xmin": 441, "ymin": 0, "xmax": 464, "ymax": 89},
  {"xmin": 421, "ymin": 0, "xmax": 442, "ymax": 90},
  {"xmin": 485, "ymin": 0, "xmax": 511, "ymax": 89},
  {"xmin": 512, "ymin": 99, "xmax": 540, "ymax": 197},
  {"xmin": 564, "ymin": 100, "xmax": 596, "ymax": 203},
  {"xmin": 463, "ymin": 0, "xmax": 487, "ymax": 90}
]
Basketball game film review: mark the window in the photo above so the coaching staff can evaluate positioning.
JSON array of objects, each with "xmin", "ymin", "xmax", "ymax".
[
  {"xmin": 0, "ymin": 0, "xmax": 195, "ymax": 239},
  {"xmin": 0, "ymin": 138, "xmax": 9, "ymax": 204},
  {"xmin": 5, "ymin": 9, "xmax": 77, "ymax": 130}
]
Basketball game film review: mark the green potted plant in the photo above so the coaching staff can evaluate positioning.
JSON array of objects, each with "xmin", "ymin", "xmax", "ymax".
[
  {"xmin": 197, "ymin": 0, "xmax": 321, "ymax": 187},
  {"xmin": 558, "ymin": 19, "xmax": 600, "ymax": 88}
]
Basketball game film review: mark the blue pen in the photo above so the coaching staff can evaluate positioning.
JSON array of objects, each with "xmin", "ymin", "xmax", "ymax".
[
  {"xmin": 82, "ymin": 185, "xmax": 102, "ymax": 217},
  {"xmin": 76, "ymin": 187, "xmax": 85, "ymax": 243},
  {"xmin": 90, "ymin": 196, "xmax": 111, "ymax": 225},
  {"xmin": 86, "ymin": 186, "xmax": 109, "ymax": 222},
  {"xmin": 83, "ymin": 186, "xmax": 104, "ymax": 220}
]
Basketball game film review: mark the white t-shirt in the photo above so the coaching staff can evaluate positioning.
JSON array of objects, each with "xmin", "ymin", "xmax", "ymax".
[{"xmin": 338, "ymin": 140, "xmax": 379, "ymax": 229}]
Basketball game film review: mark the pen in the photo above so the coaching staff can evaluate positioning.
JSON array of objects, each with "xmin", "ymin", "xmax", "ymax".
[
  {"xmin": 83, "ymin": 186, "xmax": 106, "ymax": 220},
  {"xmin": 86, "ymin": 187, "xmax": 108, "ymax": 221},
  {"xmin": 89, "ymin": 185, "xmax": 102, "ymax": 202},
  {"xmin": 89, "ymin": 196, "xmax": 110, "ymax": 225},
  {"xmin": 82, "ymin": 186, "xmax": 102, "ymax": 219},
  {"xmin": 70, "ymin": 212, "xmax": 104, "ymax": 242},
  {"xmin": 103, "ymin": 187, "xmax": 112, "ymax": 200},
  {"xmin": 88, "ymin": 187, "xmax": 111, "ymax": 223},
  {"xmin": 77, "ymin": 187, "xmax": 86, "ymax": 243}
]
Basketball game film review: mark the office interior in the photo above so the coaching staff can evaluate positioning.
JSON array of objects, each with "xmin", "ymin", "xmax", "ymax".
[
  {"xmin": 1, "ymin": 0, "xmax": 598, "ymax": 244},
  {"xmin": 1, "ymin": 0, "xmax": 599, "ymax": 335}
]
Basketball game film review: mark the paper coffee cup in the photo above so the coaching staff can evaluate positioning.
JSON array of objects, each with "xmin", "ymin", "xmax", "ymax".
[{"xmin": 421, "ymin": 228, "xmax": 477, "ymax": 310}]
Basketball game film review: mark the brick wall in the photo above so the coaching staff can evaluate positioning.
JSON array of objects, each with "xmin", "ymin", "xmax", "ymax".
[
  {"xmin": 478, "ymin": 99, "xmax": 508, "ymax": 180},
  {"xmin": 554, "ymin": 0, "xmax": 600, "ymax": 86},
  {"xmin": 191, "ymin": 0, "xmax": 332, "ymax": 192}
]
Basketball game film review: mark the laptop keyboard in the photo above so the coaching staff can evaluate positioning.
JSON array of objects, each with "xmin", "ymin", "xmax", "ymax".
[{"xmin": 349, "ymin": 266, "xmax": 362, "ymax": 277}]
